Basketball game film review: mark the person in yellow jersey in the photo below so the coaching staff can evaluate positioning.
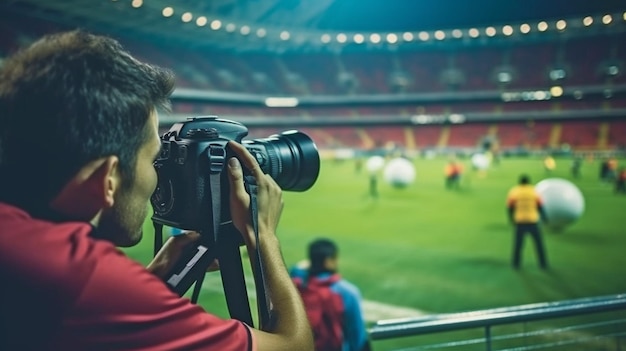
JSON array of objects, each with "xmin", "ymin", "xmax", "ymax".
[{"xmin": 506, "ymin": 174, "xmax": 549, "ymax": 270}]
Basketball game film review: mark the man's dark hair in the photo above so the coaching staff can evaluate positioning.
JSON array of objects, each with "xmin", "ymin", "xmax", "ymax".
[
  {"xmin": 519, "ymin": 174, "xmax": 531, "ymax": 185},
  {"xmin": 0, "ymin": 30, "xmax": 175, "ymax": 214},
  {"xmin": 308, "ymin": 238, "xmax": 338, "ymax": 275}
]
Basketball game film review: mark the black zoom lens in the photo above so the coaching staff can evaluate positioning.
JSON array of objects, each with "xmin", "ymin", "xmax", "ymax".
[{"xmin": 243, "ymin": 130, "xmax": 320, "ymax": 191}]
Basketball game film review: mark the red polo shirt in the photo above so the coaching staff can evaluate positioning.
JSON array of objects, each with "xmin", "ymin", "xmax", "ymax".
[{"xmin": 0, "ymin": 202, "xmax": 254, "ymax": 351}]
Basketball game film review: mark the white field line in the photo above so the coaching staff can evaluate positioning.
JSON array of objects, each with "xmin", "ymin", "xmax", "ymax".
[{"xmin": 199, "ymin": 273, "xmax": 426, "ymax": 322}]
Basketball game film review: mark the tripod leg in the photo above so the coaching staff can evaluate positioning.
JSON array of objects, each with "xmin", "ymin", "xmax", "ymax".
[{"xmin": 190, "ymin": 273, "xmax": 206, "ymax": 304}]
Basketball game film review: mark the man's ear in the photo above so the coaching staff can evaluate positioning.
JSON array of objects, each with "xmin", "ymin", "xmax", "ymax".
[
  {"xmin": 50, "ymin": 156, "xmax": 120, "ymax": 221},
  {"xmin": 99, "ymin": 156, "xmax": 121, "ymax": 207}
]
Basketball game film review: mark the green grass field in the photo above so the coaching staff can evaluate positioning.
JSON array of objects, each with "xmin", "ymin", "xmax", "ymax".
[{"xmin": 124, "ymin": 154, "xmax": 626, "ymax": 350}]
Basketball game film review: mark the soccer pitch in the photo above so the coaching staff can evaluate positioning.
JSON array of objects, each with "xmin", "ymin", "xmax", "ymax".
[{"xmin": 125, "ymin": 154, "xmax": 625, "ymax": 347}]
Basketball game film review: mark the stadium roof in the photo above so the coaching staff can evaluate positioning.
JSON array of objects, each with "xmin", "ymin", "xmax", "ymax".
[{"xmin": 2, "ymin": 0, "xmax": 625, "ymax": 52}]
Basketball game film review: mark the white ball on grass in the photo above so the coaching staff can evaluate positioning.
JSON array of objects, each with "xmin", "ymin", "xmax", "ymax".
[
  {"xmin": 471, "ymin": 153, "xmax": 491, "ymax": 170},
  {"xmin": 535, "ymin": 178, "xmax": 585, "ymax": 231},
  {"xmin": 383, "ymin": 158, "xmax": 416, "ymax": 188},
  {"xmin": 365, "ymin": 156, "xmax": 386, "ymax": 174}
]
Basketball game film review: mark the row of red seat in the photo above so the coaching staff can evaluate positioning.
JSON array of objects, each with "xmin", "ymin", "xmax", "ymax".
[{"xmin": 244, "ymin": 119, "xmax": 626, "ymax": 151}]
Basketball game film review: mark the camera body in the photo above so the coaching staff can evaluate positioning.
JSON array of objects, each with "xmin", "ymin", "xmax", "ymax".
[{"xmin": 151, "ymin": 116, "xmax": 320, "ymax": 231}]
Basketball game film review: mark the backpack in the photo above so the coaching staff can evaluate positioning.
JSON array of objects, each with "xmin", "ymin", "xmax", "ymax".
[{"xmin": 294, "ymin": 273, "xmax": 345, "ymax": 351}]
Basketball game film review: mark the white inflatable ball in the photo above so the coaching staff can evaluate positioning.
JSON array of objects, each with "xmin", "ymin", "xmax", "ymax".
[
  {"xmin": 471, "ymin": 153, "xmax": 491, "ymax": 170},
  {"xmin": 535, "ymin": 178, "xmax": 585, "ymax": 231},
  {"xmin": 383, "ymin": 157, "xmax": 416, "ymax": 188},
  {"xmin": 365, "ymin": 156, "xmax": 386, "ymax": 174}
]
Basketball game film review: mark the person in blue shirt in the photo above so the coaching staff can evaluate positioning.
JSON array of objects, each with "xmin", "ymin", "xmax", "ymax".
[{"xmin": 290, "ymin": 238, "xmax": 371, "ymax": 351}]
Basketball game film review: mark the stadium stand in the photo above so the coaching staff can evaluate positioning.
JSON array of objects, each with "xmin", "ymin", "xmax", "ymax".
[
  {"xmin": 607, "ymin": 119, "xmax": 626, "ymax": 148},
  {"xmin": 1, "ymin": 10, "xmax": 624, "ymax": 155}
]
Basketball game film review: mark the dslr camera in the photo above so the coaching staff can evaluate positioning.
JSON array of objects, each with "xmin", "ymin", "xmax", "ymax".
[{"xmin": 150, "ymin": 116, "xmax": 320, "ymax": 232}]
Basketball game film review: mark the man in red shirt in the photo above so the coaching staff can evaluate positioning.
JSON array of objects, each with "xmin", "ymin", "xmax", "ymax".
[{"xmin": 0, "ymin": 30, "xmax": 313, "ymax": 351}]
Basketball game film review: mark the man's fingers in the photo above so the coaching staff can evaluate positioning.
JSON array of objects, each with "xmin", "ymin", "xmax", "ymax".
[
  {"xmin": 227, "ymin": 141, "xmax": 264, "ymax": 176},
  {"xmin": 227, "ymin": 156, "xmax": 248, "ymax": 198},
  {"xmin": 227, "ymin": 156, "xmax": 244, "ymax": 181}
]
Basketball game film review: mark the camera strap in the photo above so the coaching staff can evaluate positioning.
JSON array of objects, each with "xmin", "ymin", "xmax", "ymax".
[
  {"xmin": 208, "ymin": 173, "xmax": 271, "ymax": 329},
  {"xmin": 245, "ymin": 176, "xmax": 272, "ymax": 331},
  {"xmin": 208, "ymin": 155, "xmax": 254, "ymax": 326}
]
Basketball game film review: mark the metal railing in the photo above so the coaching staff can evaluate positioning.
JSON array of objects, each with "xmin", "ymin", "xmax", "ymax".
[{"xmin": 369, "ymin": 294, "xmax": 626, "ymax": 351}]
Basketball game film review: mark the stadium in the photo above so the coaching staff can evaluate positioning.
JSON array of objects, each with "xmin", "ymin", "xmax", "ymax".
[{"xmin": 1, "ymin": 0, "xmax": 625, "ymax": 350}]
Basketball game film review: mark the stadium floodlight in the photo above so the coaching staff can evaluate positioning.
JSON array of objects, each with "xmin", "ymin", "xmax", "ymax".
[
  {"xmin": 181, "ymin": 12, "xmax": 193, "ymax": 23},
  {"xmin": 583, "ymin": 16, "xmax": 594, "ymax": 26},
  {"xmin": 336, "ymin": 33, "xmax": 347, "ymax": 43},
  {"xmin": 485, "ymin": 27, "xmax": 496, "ymax": 37},
  {"xmin": 502, "ymin": 25, "xmax": 513, "ymax": 36},
  {"xmin": 410, "ymin": 114, "xmax": 432, "ymax": 124},
  {"xmin": 537, "ymin": 21, "xmax": 548, "ymax": 32},
  {"xmin": 501, "ymin": 92, "xmax": 517, "ymax": 102},
  {"xmin": 256, "ymin": 28, "xmax": 266, "ymax": 38},
  {"xmin": 434, "ymin": 30, "xmax": 445, "ymax": 40},
  {"xmin": 402, "ymin": 32, "xmax": 414, "ymax": 42},
  {"xmin": 520, "ymin": 23, "xmax": 531, "ymax": 33},
  {"xmin": 210, "ymin": 20, "xmax": 222, "ymax": 30},
  {"xmin": 225, "ymin": 23, "xmax": 236, "ymax": 33},
  {"xmin": 162, "ymin": 7, "xmax": 174, "ymax": 17},
  {"xmin": 469, "ymin": 28, "xmax": 480, "ymax": 38},
  {"xmin": 550, "ymin": 86, "xmax": 564, "ymax": 97},
  {"xmin": 497, "ymin": 71, "xmax": 512, "ymax": 83},
  {"xmin": 386, "ymin": 33, "xmax": 398, "ymax": 44},
  {"xmin": 602, "ymin": 15, "xmax": 613, "ymax": 25},
  {"xmin": 265, "ymin": 97, "xmax": 299, "ymax": 107},
  {"xmin": 196, "ymin": 16, "xmax": 207, "ymax": 27},
  {"xmin": 452, "ymin": 29, "xmax": 462, "ymax": 38},
  {"xmin": 418, "ymin": 31, "xmax": 429, "ymax": 41},
  {"xmin": 549, "ymin": 68, "xmax": 567, "ymax": 81},
  {"xmin": 449, "ymin": 114, "xmax": 465, "ymax": 123},
  {"xmin": 320, "ymin": 33, "xmax": 331, "ymax": 43},
  {"xmin": 240, "ymin": 26, "xmax": 250, "ymax": 35},
  {"xmin": 353, "ymin": 34, "xmax": 365, "ymax": 44},
  {"xmin": 556, "ymin": 20, "xmax": 567, "ymax": 31},
  {"xmin": 131, "ymin": 0, "xmax": 142, "ymax": 8},
  {"xmin": 369, "ymin": 33, "xmax": 381, "ymax": 44},
  {"xmin": 534, "ymin": 91, "xmax": 548, "ymax": 100}
]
